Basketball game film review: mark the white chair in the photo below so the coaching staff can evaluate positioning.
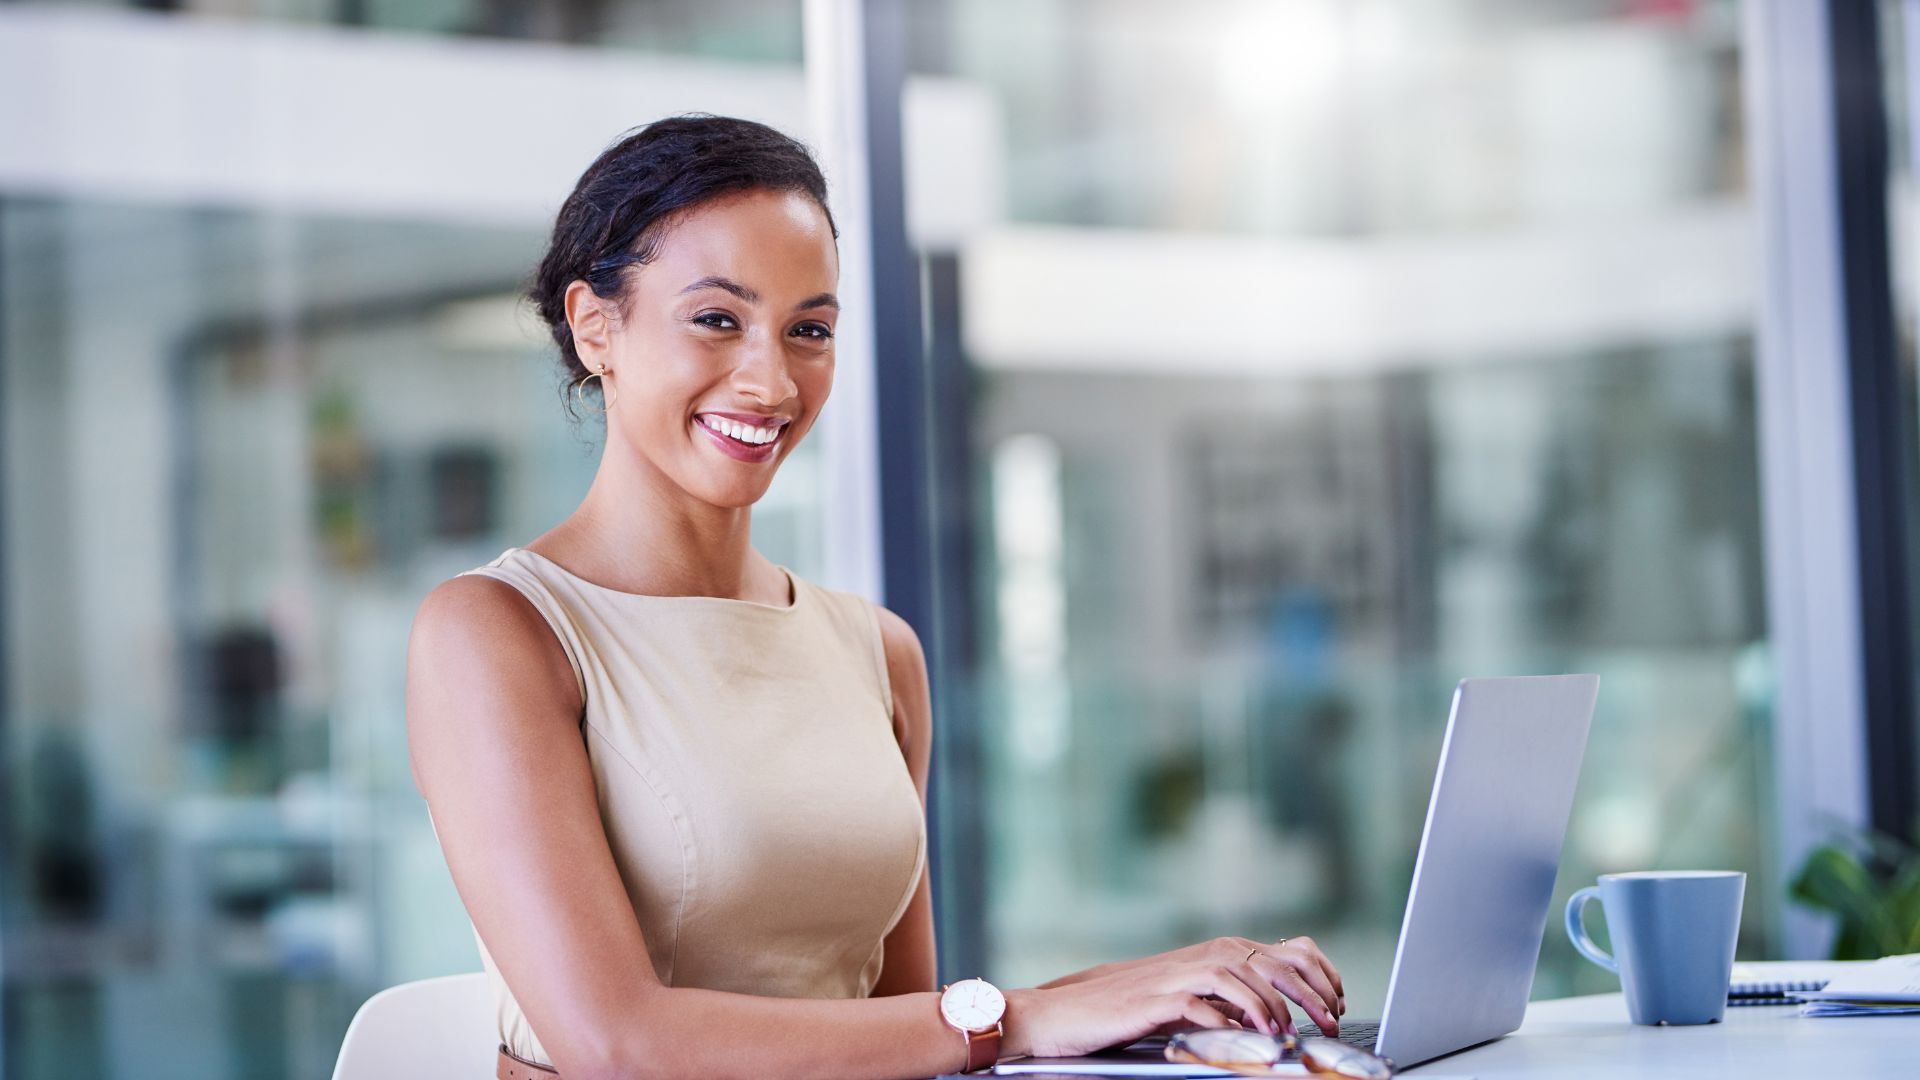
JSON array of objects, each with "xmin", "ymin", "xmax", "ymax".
[{"xmin": 332, "ymin": 972, "xmax": 499, "ymax": 1079}]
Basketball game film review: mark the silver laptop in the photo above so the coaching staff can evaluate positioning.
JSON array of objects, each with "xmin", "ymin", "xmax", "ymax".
[{"xmin": 999, "ymin": 674, "xmax": 1599, "ymax": 1075}]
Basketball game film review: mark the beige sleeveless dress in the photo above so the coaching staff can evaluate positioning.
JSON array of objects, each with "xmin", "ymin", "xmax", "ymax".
[{"xmin": 452, "ymin": 546, "xmax": 927, "ymax": 1068}]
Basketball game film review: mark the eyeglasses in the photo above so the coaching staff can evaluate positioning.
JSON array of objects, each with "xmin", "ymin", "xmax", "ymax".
[{"xmin": 1165, "ymin": 1028, "xmax": 1394, "ymax": 1079}]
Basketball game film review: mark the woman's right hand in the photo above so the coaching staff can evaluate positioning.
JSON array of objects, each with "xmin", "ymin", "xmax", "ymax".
[{"xmin": 1001, "ymin": 944, "xmax": 1331, "ymax": 1060}]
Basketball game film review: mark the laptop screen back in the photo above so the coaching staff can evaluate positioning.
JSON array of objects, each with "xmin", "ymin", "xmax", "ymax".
[{"xmin": 1374, "ymin": 674, "xmax": 1599, "ymax": 1067}]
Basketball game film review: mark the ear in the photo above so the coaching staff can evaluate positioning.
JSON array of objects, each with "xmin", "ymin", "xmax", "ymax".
[{"xmin": 564, "ymin": 280, "xmax": 615, "ymax": 370}]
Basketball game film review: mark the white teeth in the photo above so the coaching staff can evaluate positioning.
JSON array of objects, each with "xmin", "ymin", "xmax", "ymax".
[{"xmin": 701, "ymin": 415, "xmax": 781, "ymax": 446}]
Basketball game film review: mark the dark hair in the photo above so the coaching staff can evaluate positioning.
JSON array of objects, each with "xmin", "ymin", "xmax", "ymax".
[{"xmin": 529, "ymin": 114, "xmax": 839, "ymax": 418}]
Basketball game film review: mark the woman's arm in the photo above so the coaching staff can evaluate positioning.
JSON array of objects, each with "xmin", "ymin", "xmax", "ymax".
[
  {"xmin": 853, "ymin": 605, "xmax": 1343, "ymax": 1039},
  {"xmin": 871, "ymin": 606, "xmax": 1345, "ymax": 1029},
  {"xmin": 407, "ymin": 577, "xmax": 964, "ymax": 1080},
  {"xmin": 408, "ymin": 578, "xmax": 1315, "ymax": 1077},
  {"xmin": 869, "ymin": 605, "xmax": 938, "ymax": 997}
]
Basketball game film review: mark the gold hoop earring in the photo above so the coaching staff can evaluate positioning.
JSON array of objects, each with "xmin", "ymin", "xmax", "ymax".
[{"xmin": 574, "ymin": 366, "xmax": 611, "ymax": 415}]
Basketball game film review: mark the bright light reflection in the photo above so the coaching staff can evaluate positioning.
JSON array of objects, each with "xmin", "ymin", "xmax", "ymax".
[
  {"xmin": 992, "ymin": 435, "xmax": 1070, "ymax": 768},
  {"xmin": 1216, "ymin": 0, "xmax": 1346, "ymax": 114}
]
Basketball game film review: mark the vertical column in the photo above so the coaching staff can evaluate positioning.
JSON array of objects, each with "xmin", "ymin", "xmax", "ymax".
[
  {"xmin": 858, "ymin": 0, "xmax": 991, "ymax": 984},
  {"xmin": 804, "ymin": 0, "xmax": 989, "ymax": 981},
  {"xmin": 0, "ymin": 194, "xmax": 11, "ymax": 1073},
  {"xmin": 1741, "ymin": 0, "xmax": 1876, "ymax": 957},
  {"xmin": 1830, "ymin": 0, "xmax": 1920, "ymax": 849},
  {"xmin": 803, "ymin": 0, "xmax": 887, "ymax": 603}
]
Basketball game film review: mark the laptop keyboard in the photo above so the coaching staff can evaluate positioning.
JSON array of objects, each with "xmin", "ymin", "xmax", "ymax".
[{"xmin": 1301, "ymin": 1019, "xmax": 1381, "ymax": 1052}]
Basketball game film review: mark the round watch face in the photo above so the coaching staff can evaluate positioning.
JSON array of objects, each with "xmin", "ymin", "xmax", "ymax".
[{"xmin": 940, "ymin": 978, "xmax": 1006, "ymax": 1031}]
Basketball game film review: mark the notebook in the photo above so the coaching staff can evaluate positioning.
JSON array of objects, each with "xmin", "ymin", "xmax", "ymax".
[
  {"xmin": 1789, "ymin": 953, "xmax": 1920, "ymax": 1014},
  {"xmin": 1728, "ymin": 977, "xmax": 1827, "ymax": 1005},
  {"xmin": 1726, "ymin": 962, "xmax": 1852, "ymax": 1005}
]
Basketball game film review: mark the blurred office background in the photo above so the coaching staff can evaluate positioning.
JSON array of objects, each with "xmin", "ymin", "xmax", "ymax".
[{"xmin": 2, "ymin": 0, "xmax": 1917, "ymax": 1077}]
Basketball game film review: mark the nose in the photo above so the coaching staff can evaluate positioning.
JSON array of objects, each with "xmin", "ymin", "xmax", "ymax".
[{"xmin": 731, "ymin": 329, "xmax": 798, "ymax": 406}]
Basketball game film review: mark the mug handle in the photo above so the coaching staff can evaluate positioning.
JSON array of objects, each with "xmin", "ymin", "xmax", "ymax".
[{"xmin": 1565, "ymin": 886, "xmax": 1619, "ymax": 973}]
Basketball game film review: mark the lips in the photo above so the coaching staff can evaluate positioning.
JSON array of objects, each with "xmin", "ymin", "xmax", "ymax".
[{"xmin": 694, "ymin": 411, "xmax": 789, "ymax": 462}]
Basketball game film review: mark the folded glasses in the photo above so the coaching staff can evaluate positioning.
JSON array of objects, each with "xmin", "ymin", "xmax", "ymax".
[{"xmin": 1165, "ymin": 1028, "xmax": 1394, "ymax": 1079}]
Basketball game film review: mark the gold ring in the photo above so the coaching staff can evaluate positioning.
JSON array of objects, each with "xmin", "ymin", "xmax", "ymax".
[
  {"xmin": 1244, "ymin": 947, "xmax": 1259, "ymax": 964},
  {"xmin": 1277, "ymin": 937, "xmax": 1291, "ymax": 948}
]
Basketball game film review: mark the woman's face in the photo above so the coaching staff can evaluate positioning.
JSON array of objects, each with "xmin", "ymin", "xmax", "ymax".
[{"xmin": 580, "ymin": 187, "xmax": 839, "ymax": 510}]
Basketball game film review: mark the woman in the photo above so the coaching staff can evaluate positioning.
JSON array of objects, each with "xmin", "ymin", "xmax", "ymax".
[{"xmin": 407, "ymin": 114, "xmax": 1345, "ymax": 1080}]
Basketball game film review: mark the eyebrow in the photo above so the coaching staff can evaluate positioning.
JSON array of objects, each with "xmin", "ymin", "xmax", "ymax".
[{"xmin": 680, "ymin": 275, "xmax": 839, "ymax": 313}]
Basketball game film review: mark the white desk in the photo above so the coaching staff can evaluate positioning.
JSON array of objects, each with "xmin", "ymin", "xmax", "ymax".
[
  {"xmin": 1425, "ymin": 983, "xmax": 1914, "ymax": 1078},
  {"xmin": 981, "ymin": 965, "xmax": 1913, "ymax": 1079}
]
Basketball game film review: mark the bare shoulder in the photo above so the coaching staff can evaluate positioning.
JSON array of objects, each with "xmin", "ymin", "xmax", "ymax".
[
  {"xmin": 405, "ymin": 574, "xmax": 582, "ymax": 781},
  {"xmin": 871, "ymin": 604, "xmax": 931, "ymax": 758},
  {"xmin": 872, "ymin": 604, "xmax": 926, "ymax": 677},
  {"xmin": 408, "ymin": 574, "xmax": 574, "ymax": 695}
]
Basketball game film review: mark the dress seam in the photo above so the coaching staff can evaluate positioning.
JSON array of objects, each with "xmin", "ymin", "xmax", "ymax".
[
  {"xmin": 582, "ymin": 717, "xmax": 694, "ymax": 984},
  {"xmin": 863, "ymin": 598, "xmax": 896, "ymax": 721},
  {"xmin": 862, "ymin": 807, "xmax": 928, "ymax": 989}
]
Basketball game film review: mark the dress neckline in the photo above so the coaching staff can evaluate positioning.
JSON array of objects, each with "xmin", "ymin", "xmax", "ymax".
[{"xmin": 506, "ymin": 547, "xmax": 800, "ymax": 613}]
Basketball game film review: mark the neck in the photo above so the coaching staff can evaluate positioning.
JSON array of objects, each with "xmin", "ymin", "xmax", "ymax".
[{"xmin": 546, "ymin": 427, "xmax": 762, "ymax": 600}]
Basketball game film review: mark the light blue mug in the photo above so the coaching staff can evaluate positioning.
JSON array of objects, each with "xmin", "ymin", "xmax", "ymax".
[{"xmin": 1564, "ymin": 870, "xmax": 1745, "ymax": 1025}]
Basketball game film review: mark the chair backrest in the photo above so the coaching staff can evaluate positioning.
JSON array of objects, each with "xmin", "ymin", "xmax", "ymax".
[{"xmin": 331, "ymin": 972, "xmax": 497, "ymax": 1080}]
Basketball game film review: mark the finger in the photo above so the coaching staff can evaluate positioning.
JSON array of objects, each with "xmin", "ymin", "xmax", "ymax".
[
  {"xmin": 1272, "ymin": 937, "xmax": 1345, "ymax": 1017},
  {"xmin": 1212, "ymin": 966, "xmax": 1285, "ymax": 1036},
  {"xmin": 1266, "ymin": 959, "xmax": 1338, "ymax": 1035},
  {"xmin": 1226, "ymin": 959, "xmax": 1297, "ymax": 1039},
  {"xmin": 1185, "ymin": 966, "xmax": 1282, "ymax": 1036},
  {"xmin": 1171, "ymin": 992, "xmax": 1236, "ymax": 1031},
  {"xmin": 1200, "ymin": 995, "xmax": 1252, "ymax": 1028},
  {"xmin": 1294, "ymin": 960, "xmax": 1342, "ymax": 1031},
  {"xmin": 1286, "ymin": 937, "xmax": 1346, "ymax": 1010}
]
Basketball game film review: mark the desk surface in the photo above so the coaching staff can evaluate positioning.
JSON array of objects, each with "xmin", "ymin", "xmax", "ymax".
[
  {"xmin": 1425, "ymin": 978, "xmax": 1913, "ymax": 1078},
  {"xmin": 966, "ymin": 964, "xmax": 1913, "ymax": 1079}
]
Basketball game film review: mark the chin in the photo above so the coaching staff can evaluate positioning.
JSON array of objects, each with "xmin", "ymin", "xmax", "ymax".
[{"xmin": 691, "ymin": 477, "xmax": 776, "ymax": 510}]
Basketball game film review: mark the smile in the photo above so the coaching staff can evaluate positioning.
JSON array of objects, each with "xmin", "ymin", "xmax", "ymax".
[
  {"xmin": 694, "ymin": 412, "xmax": 789, "ymax": 462},
  {"xmin": 698, "ymin": 413, "xmax": 784, "ymax": 445}
]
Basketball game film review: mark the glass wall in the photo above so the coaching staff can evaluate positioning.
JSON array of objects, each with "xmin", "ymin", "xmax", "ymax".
[
  {"xmin": 1883, "ymin": 0, "xmax": 1920, "ymax": 824},
  {"xmin": 0, "ymin": 5, "xmax": 816, "ymax": 1077},
  {"xmin": 906, "ymin": 0, "xmax": 1774, "ymax": 1013},
  {"xmin": 5, "ymin": 0, "xmax": 1883, "ymax": 1074}
]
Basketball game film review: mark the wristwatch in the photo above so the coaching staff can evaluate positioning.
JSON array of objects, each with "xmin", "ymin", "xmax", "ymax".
[{"xmin": 938, "ymin": 977, "xmax": 1006, "ymax": 1072}]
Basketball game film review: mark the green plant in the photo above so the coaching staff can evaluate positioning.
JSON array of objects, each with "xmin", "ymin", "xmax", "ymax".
[{"xmin": 1789, "ymin": 827, "xmax": 1920, "ymax": 960}]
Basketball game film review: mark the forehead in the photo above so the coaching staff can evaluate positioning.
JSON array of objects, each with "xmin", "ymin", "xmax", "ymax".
[{"xmin": 645, "ymin": 189, "xmax": 837, "ymax": 289}]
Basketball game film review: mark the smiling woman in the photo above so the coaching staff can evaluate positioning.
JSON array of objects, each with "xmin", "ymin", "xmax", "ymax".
[
  {"xmin": 404, "ymin": 114, "xmax": 1345, "ymax": 1080},
  {"xmin": 561, "ymin": 180, "xmax": 840, "ymax": 509}
]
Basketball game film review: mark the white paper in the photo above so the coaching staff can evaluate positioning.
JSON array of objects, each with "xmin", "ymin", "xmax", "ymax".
[
  {"xmin": 991, "ymin": 1057, "xmax": 1480, "ymax": 1078},
  {"xmin": 990, "ymin": 1060, "xmax": 1277, "ymax": 1076},
  {"xmin": 1800, "ymin": 1001, "xmax": 1920, "ymax": 1017},
  {"xmin": 1791, "ymin": 954, "xmax": 1920, "ymax": 1004}
]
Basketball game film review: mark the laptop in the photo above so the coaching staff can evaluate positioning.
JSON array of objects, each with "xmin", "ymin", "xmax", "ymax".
[{"xmin": 998, "ymin": 674, "xmax": 1599, "ymax": 1075}]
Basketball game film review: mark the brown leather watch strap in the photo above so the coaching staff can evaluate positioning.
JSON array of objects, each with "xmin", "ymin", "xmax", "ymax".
[
  {"xmin": 963, "ymin": 1024, "xmax": 1003, "ymax": 1073},
  {"xmin": 497, "ymin": 1044, "xmax": 562, "ymax": 1079}
]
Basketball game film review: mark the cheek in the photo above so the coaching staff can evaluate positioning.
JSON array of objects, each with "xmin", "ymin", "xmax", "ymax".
[
  {"xmin": 622, "ymin": 348, "xmax": 708, "ymax": 416},
  {"xmin": 801, "ymin": 356, "xmax": 835, "ymax": 400}
]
